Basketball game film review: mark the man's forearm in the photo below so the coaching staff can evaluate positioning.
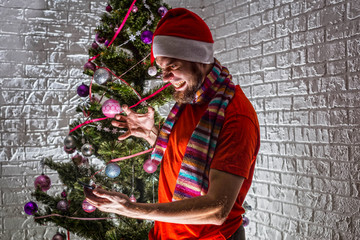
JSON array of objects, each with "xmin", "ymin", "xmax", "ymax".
[{"xmin": 120, "ymin": 194, "xmax": 228, "ymax": 225}]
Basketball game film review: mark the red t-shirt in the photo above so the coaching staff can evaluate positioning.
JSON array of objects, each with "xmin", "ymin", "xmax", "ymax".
[{"xmin": 149, "ymin": 86, "xmax": 260, "ymax": 240}]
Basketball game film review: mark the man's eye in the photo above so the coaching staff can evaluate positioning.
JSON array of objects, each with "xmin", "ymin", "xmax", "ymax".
[{"xmin": 170, "ymin": 65, "xmax": 176, "ymax": 69}]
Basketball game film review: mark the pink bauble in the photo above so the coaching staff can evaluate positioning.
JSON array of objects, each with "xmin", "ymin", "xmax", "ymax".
[
  {"xmin": 102, "ymin": 99, "xmax": 121, "ymax": 118},
  {"xmin": 82, "ymin": 199, "xmax": 96, "ymax": 213},
  {"xmin": 129, "ymin": 194, "xmax": 137, "ymax": 203},
  {"xmin": 143, "ymin": 158, "xmax": 158, "ymax": 173},
  {"xmin": 34, "ymin": 174, "xmax": 51, "ymax": 191}
]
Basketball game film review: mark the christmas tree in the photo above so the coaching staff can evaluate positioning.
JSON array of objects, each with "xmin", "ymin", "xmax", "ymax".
[{"xmin": 25, "ymin": 0, "xmax": 173, "ymax": 239}]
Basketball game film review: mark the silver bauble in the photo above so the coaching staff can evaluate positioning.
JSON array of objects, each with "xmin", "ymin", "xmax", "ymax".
[
  {"xmin": 94, "ymin": 68, "xmax": 111, "ymax": 85},
  {"xmin": 64, "ymin": 135, "xmax": 76, "ymax": 149},
  {"xmin": 81, "ymin": 143, "xmax": 95, "ymax": 157},
  {"xmin": 147, "ymin": 66, "xmax": 157, "ymax": 76}
]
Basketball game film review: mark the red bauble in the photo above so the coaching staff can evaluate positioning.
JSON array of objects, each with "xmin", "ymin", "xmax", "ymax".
[
  {"xmin": 84, "ymin": 61, "xmax": 96, "ymax": 71},
  {"xmin": 52, "ymin": 233, "xmax": 65, "ymax": 240},
  {"xmin": 82, "ymin": 199, "xmax": 96, "ymax": 213},
  {"xmin": 143, "ymin": 158, "xmax": 158, "ymax": 173},
  {"xmin": 106, "ymin": 4, "xmax": 112, "ymax": 12},
  {"xmin": 34, "ymin": 174, "xmax": 51, "ymax": 191}
]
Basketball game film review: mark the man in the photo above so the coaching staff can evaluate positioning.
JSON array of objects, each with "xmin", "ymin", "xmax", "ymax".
[{"xmin": 86, "ymin": 8, "xmax": 260, "ymax": 240}]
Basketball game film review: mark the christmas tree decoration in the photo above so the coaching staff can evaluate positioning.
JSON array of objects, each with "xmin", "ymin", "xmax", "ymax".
[
  {"xmin": 158, "ymin": 6, "xmax": 168, "ymax": 17},
  {"xmin": 84, "ymin": 61, "xmax": 96, "ymax": 71},
  {"xmin": 82, "ymin": 199, "xmax": 96, "ymax": 213},
  {"xmin": 132, "ymin": 5, "xmax": 138, "ymax": 13},
  {"xmin": 57, "ymin": 199, "xmax": 69, "ymax": 212},
  {"xmin": 140, "ymin": 30, "xmax": 153, "ymax": 44},
  {"xmin": 61, "ymin": 190, "xmax": 67, "ymax": 198},
  {"xmin": 242, "ymin": 216, "xmax": 250, "ymax": 227},
  {"xmin": 81, "ymin": 143, "xmax": 95, "ymax": 157},
  {"xmin": 64, "ymin": 135, "xmax": 76, "ymax": 149},
  {"xmin": 93, "ymin": 68, "xmax": 111, "ymax": 85},
  {"xmin": 143, "ymin": 158, "xmax": 158, "ymax": 173},
  {"xmin": 34, "ymin": 174, "xmax": 51, "ymax": 191},
  {"xmin": 105, "ymin": 163, "xmax": 121, "ymax": 178},
  {"xmin": 71, "ymin": 154, "xmax": 88, "ymax": 166},
  {"xmin": 92, "ymin": 41, "xmax": 99, "ymax": 49},
  {"xmin": 106, "ymin": 4, "xmax": 112, "ymax": 12},
  {"xmin": 77, "ymin": 83, "xmax": 90, "ymax": 97},
  {"xmin": 24, "ymin": 201, "xmax": 38, "ymax": 215},
  {"xmin": 52, "ymin": 233, "xmax": 66, "ymax": 240},
  {"xmin": 102, "ymin": 99, "xmax": 121, "ymax": 118},
  {"xmin": 63, "ymin": 145, "xmax": 76, "ymax": 154},
  {"xmin": 148, "ymin": 66, "xmax": 157, "ymax": 76},
  {"xmin": 95, "ymin": 32, "xmax": 106, "ymax": 43},
  {"xmin": 104, "ymin": 40, "xmax": 110, "ymax": 47},
  {"xmin": 129, "ymin": 194, "xmax": 137, "ymax": 202}
]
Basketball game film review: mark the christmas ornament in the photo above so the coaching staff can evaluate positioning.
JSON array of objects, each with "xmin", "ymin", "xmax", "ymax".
[
  {"xmin": 140, "ymin": 30, "xmax": 153, "ymax": 44},
  {"xmin": 148, "ymin": 66, "xmax": 157, "ymax": 76},
  {"xmin": 34, "ymin": 174, "xmax": 51, "ymax": 191},
  {"xmin": 129, "ymin": 194, "xmax": 137, "ymax": 203},
  {"xmin": 77, "ymin": 83, "xmax": 89, "ymax": 97},
  {"xmin": 71, "ymin": 154, "xmax": 88, "ymax": 166},
  {"xmin": 158, "ymin": 6, "xmax": 168, "ymax": 17},
  {"xmin": 52, "ymin": 233, "xmax": 65, "ymax": 240},
  {"xmin": 61, "ymin": 190, "xmax": 67, "ymax": 198},
  {"xmin": 132, "ymin": 5, "xmax": 138, "ymax": 13},
  {"xmin": 242, "ymin": 216, "xmax": 250, "ymax": 227},
  {"xmin": 93, "ymin": 68, "xmax": 111, "ymax": 85},
  {"xmin": 102, "ymin": 99, "xmax": 121, "ymax": 118},
  {"xmin": 91, "ymin": 41, "xmax": 99, "ymax": 49},
  {"xmin": 106, "ymin": 4, "xmax": 112, "ymax": 12},
  {"xmin": 64, "ymin": 135, "xmax": 76, "ymax": 149},
  {"xmin": 63, "ymin": 145, "xmax": 76, "ymax": 154},
  {"xmin": 82, "ymin": 199, "xmax": 96, "ymax": 213},
  {"xmin": 81, "ymin": 143, "xmax": 95, "ymax": 157},
  {"xmin": 24, "ymin": 201, "xmax": 38, "ymax": 215},
  {"xmin": 95, "ymin": 32, "xmax": 106, "ymax": 43},
  {"xmin": 105, "ymin": 163, "xmax": 121, "ymax": 178},
  {"xmin": 57, "ymin": 199, "xmax": 69, "ymax": 212},
  {"xmin": 84, "ymin": 61, "xmax": 96, "ymax": 71},
  {"xmin": 104, "ymin": 40, "xmax": 110, "ymax": 47},
  {"xmin": 143, "ymin": 158, "xmax": 157, "ymax": 173}
]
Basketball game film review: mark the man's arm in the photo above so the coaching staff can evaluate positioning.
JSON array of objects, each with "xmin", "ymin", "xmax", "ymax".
[{"xmin": 86, "ymin": 169, "xmax": 244, "ymax": 225}]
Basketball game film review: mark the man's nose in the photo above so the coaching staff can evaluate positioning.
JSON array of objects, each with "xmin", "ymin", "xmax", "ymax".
[{"xmin": 162, "ymin": 71, "xmax": 173, "ymax": 81}]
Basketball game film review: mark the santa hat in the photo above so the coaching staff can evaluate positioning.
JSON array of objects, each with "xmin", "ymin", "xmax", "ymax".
[{"xmin": 151, "ymin": 8, "xmax": 214, "ymax": 65}]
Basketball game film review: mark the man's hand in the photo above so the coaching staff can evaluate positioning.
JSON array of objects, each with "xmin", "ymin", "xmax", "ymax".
[
  {"xmin": 85, "ymin": 187, "xmax": 133, "ymax": 216},
  {"xmin": 111, "ymin": 105, "xmax": 158, "ymax": 146}
]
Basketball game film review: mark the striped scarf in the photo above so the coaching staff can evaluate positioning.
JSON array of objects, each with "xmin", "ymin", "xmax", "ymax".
[{"xmin": 151, "ymin": 59, "xmax": 235, "ymax": 200}]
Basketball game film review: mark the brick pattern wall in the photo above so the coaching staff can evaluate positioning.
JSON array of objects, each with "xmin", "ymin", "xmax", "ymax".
[
  {"xmin": 0, "ymin": 0, "xmax": 106, "ymax": 239},
  {"xmin": 1, "ymin": 0, "xmax": 359, "ymax": 239},
  {"xmin": 173, "ymin": 0, "xmax": 358, "ymax": 239}
]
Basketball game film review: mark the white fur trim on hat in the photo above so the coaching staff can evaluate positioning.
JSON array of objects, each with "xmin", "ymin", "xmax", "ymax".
[{"xmin": 152, "ymin": 35, "xmax": 214, "ymax": 64}]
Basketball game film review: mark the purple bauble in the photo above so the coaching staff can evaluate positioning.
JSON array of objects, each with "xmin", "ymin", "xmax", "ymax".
[
  {"xmin": 132, "ymin": 5, "xmax": 138, "ymax": 13},
  {"xmin": 95, "ymin": 33, "xmax": 106, "ymax": 43},
  {"xmin": 242, "ymin": 216, "xmax": 250, "ymax": 227},
  {"xmin": 24, "ymin": 201, "xmax": 38, "ymax": 215},
  {"xmin": 106, "ymin": 4, "xmax": 112, "ymax": 12},
  {"xmin": 158, "ymin": 6, "xmax": 168, "ymax": 17},
  {"xmin": 143, "ymin": 158, "xmax": 158, "ymax": 173},
  {"xmin": 104, "ymin": 40, "xmax": 110, "ymax": 47},
  {"xmin": 64, "ymin": 145, "xmax": 76, "ymax": 154},
  {"xmin": 82, "ymin": 199, "xmax": 96, "ymax": 213},
  {"xmin": 61, "ymin": 190, "xmax": 67, "ymax": 198},
  {"xmin": 57, "ymin": 199, "xmax": 69, "ymax": 212},
  {"xmin": 52, "ymin": 233, "xmax": 65, "ymax": 240},
  {"xmin": 34, "ymin": 174, "xmax": 51, "ymax": 192},
  {"xmin": 77, "ymin": 83, "xmax": 89, "ymax": 97},
  {"xmin": 140, "ymin": 30, "xmax": 153, "ymax": 44},
  {"xmin": 92, "ymin": 41, "xmax": 99, "ymax": 49},
  {"xmin": 84, "ymin": 61, "xmax": 96, "ymax": 71}
]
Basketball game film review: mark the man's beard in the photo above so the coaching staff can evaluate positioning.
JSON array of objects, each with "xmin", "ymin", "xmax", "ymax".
[{"xmin": 173, "ymin": 65, "xmax": 204, "ymax": 104}]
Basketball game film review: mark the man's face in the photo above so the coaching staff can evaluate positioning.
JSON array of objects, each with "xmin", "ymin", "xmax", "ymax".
[{"xmin": 156, "ymin": 57, "xmax": 204, "ymax": 104}]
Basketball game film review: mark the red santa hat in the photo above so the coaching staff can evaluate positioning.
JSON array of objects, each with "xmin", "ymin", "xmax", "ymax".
[{"xmin": 151, "ymin": 8, "xmax": 214, "ymax": 65}]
